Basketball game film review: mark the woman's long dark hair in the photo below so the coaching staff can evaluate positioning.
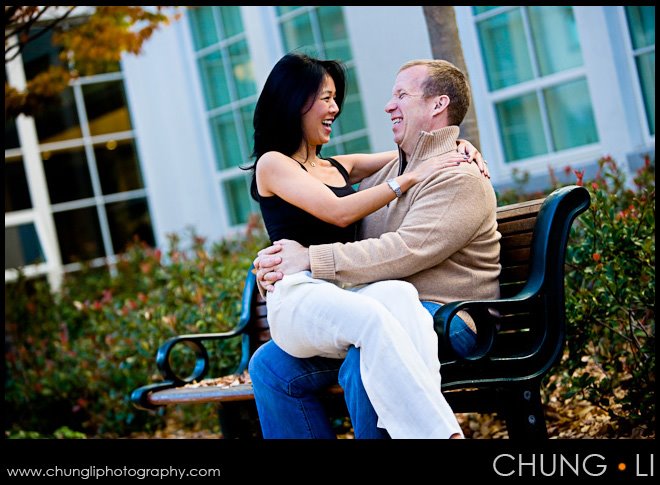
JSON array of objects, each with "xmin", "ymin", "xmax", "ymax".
[{"xmin": 246, "ymin": 52, "xmax": 346, "ymax": 201}]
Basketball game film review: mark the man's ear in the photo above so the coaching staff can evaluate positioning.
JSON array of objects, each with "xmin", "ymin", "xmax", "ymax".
[{"xmin": 433, "ymin": 94, "xmax": 450, "ymax": 113}]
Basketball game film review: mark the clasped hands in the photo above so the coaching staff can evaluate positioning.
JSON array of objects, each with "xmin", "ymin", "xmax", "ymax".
[{"xmin": 253, "ymin": 239, "xmax": 309, "ymax": 292}]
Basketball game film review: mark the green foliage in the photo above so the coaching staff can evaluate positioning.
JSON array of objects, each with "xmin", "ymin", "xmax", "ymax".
[
  {"xmin": 560, "ymin": 156, "xmax": 655, "ymax": 435},
  {"xmin": 5, "ymin": 222, "xmax": 269, "ymax": 437},
  {"xmin": 6, "ymin": 425, "xmax": 86, "ymax": 439},
  {"xmin": 501, "ymin": 156, "xmax": 655, "ymax": 436}
]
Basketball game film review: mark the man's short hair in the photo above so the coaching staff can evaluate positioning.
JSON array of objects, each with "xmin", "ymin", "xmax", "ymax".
[{"xmin": 399, "ymin": 59, "xmax": 471, "ymax": 126}]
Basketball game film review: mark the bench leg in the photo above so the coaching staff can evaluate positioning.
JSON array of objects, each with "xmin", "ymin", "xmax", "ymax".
[
  {"xmin": 500, "ymin": 383, "xmax": 548, "ymax": 440},
  {"xmin": 218, "ymin": 401, "xmax": 263, "ymax": 439}
]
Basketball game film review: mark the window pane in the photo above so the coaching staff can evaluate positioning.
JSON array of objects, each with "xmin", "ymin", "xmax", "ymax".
[
  {"xmin": 636, "ymin": 52, "xmax": 656, "ymax": 134},
  {"xmin": 529, "ymin": 6, "xmax": 583, "ymax": 76},
  {"xmin": 336, "ymin": 97, "xmax": 366, "ymax": 135},
  {"xmin": 343, "ymin": 136, "xmax": 371, "ymax": 154},
  {"xmin": 626, "ymin": 6, "xmax": 655, "ymax": 50},
  {"xmin": 280, "ymin": 12, "xmax": 316, "ymax": 54},
  {"xmin": 21, "ymin": 29, "xmax": 62, "ymax": 81},
  {"xmin": 240, "ymin": 103, "xmax": 256, "ymax": 154},
  {"xmin": 5, "ymin": 224, "xmax": 44, "ymax": 269},
  {"xmin": 5, "ymin": 155, "xmax": 33, "ymax": 212},
  {"xmin": 199, "ymin": 51, "xmax": 230, "ymax": 109},
  {"xmin": 5, "ymin": 114, "xmax": 19, "ymax": 149},
  {"xmin": 33, "ymin": 87, "xmax": 82, "ymax": 143},
  {"xmin": 496, "ymin": 93, "xmax": 547, "ymax": 161},
  {"xmin": 334, "ymin": 66, "xmax": 365, "ymax": 134},
  {"xmin": 478, "ymin": 9, "xmax": 533, "ymax": 90},
  {"xmin": 82, "ymin": 80, "xmax": 132, "ymax": 136},
  {"xmin": 223, "ymin": 176, "xmax": 252, "ymax": 226},
  {"xmin": 106, "ymin": 198, "xmax": 155, "ymax": 253},
  {"xmin": 210, "ymin": 112, "xmax": 241, "ymax": 169},
  {"xmin": 473, "ymin": 7, "xmax": 500, "ymax": 15},
  {"xmin": 94, "ymin": 139, "xmax": 144, "ymax": 194},
  {"xmin": 318, "ymin": 6, "xmax": 351, "ymax": 61},
  {"xmin": 189, "ymin": 6, "xmax": 219, "ymax": 50},
  {"xmin": 42, "ymin": 146, "xmax": 93, "ymax": 204},
  {"xmin": 276, "ymin": 6, "xmax": 302, "ymax": 16},
  {"xmin": 220, "ymin": 6, "xmax": 243, "ymax": 38},
  {"xmin": 544, "ymin": 79, "xmax": 598, "ymax": 151},
  {"xmin": 53, "ymin": 207, "xmax": 104, "ymax": 263},
  {"xmin": 228, "ymin": 40, "xmax": 256, "ymax": 99}
]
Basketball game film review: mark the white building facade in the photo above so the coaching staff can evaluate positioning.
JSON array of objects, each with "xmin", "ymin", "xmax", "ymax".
[{"xmin": 5, "ymin": 6, "xmax": 655, "ymax": 289}]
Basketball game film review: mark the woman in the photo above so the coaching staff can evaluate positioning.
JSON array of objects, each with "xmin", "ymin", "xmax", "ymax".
[{"xmin": 247, "ymin": 52, "xmax": 479, "ymax": 438}]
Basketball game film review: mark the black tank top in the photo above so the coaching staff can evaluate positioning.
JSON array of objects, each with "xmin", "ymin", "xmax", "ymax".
[{"xmin": 259, "ymin": 157, "xmax": 357, "ymax": 246}]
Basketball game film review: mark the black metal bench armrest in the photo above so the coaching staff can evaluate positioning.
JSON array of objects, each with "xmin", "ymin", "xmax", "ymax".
[
  {"xmin": 131, "ymin": 330, "xmax": 251, "ymax": 411},
  {"xmin": 156, "ymin": 268, "xmax": 259, "ymax": 384},
  {"xmin": 433, "ymin": 290, "xmax": 539, "ymax": 361},
  {"xmin": 130, "ymin": 331, "xmax": 252, "ymax": 411},
  {"xmin": 131, "ymin": 268, "xmax": 259, "ymax": 410},
  {"xmin": 155, "ymin": 330, "xmax": 249, "ymax": 384}
]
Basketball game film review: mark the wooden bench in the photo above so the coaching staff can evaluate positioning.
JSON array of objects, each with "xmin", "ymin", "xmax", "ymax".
[{"xmin": 131, "ymin": 184, "xmax": 590, "ymax": 439}]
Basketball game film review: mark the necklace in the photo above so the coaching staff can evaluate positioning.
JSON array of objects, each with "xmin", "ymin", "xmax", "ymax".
[{"xmin": 293, "ymin": 156, "xmax": 316, "ymax": 167}]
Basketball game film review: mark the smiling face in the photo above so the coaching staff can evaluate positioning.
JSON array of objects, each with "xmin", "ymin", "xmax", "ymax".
[
  {"xmin": 384, "ymin": 65, "xmax": 438, "ymax": 156},
  {"xmin": 301, "ymin": 74, "xmax": 339, "ymax": 150}
]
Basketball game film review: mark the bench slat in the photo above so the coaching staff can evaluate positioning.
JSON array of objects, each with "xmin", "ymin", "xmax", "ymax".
[{"xmin": 149, "ymin": 383, "xmax": 344, "ymax": 406}]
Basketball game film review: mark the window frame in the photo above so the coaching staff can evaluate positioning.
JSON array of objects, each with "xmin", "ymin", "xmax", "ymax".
[
  {"xmin": 618, "ymin": 5, "xmax": 655, "ymax": 142},
  {"xmin": 4, "ymin": 32, "xmax": 152, "ymax": 287}
]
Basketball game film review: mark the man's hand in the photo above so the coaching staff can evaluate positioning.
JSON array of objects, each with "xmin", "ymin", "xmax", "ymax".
[{"xmin": 253, "ymin": 239, "xmax": 310, "ymax": 292}]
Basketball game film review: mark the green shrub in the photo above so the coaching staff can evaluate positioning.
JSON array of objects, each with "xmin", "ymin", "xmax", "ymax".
[
  {"xmin": 5, "ymin": 219, "xmax": 269, "ymax": 437},
  {"xmin": 497, "ymin": 155, "xmax": 655, "ymax": 436},
  {"xmin": 559, "ymin": 155, "xmax": 655, "ymax": 435}
]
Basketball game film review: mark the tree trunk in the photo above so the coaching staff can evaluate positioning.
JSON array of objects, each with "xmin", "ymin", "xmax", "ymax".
[{"xmin": 422, "ymin": 6, "xmax": 481, "ymax": 149}]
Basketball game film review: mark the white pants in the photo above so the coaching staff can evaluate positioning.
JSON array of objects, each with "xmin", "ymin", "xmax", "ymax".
[{"xmin": 266, "ymin": 271, "xmax": 462, "ymax": 439}]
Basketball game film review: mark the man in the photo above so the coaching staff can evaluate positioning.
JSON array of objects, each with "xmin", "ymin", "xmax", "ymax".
[{"xmin": 249, "ymin": 59, "xmax": 501, "ymax": 439}]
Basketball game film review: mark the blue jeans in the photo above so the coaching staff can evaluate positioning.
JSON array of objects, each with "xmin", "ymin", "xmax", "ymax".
[{"xmin": 249, "ymin": 301, "xmax": 476, "ymax": 439}]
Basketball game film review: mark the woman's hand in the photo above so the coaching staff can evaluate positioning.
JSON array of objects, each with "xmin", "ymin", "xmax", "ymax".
[
  {"xmin": 408, "ymin": 151, "xmax": 469, "ymax": 182},
  {"xmin": 457, "ymin": 138, "xmax": 489, "ymax": 178}
]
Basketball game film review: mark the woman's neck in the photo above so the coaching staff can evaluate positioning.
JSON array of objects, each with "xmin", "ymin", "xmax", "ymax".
[{"xmin": 292, "ymin": 144, "xmax": 320, "ymax": 167}]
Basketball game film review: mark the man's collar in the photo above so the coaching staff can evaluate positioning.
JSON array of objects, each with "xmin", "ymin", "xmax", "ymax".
[{"xmin": 397, "ymin": 146, "xmax": 407, "ymax": 176}]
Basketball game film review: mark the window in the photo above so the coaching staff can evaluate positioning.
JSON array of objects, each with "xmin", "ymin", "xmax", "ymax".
[
  {"xmin": 474, "ymin": 6, "xmax": 598, "ymax": 162},
  {"xmin": 188, "ymin": 6, "xmax": 371, "ymax": 226},
  {"xmin": 624, "ymin": 6, "xmax": 655, "ymax": 135},
  {"xmin": 5, "ymin": 26, "xmax": 154, "ymax": 277},
  {"xmin": 188, "ymin": 6, "xmax": 258, "ymax": 226},
  {"xmin": 276, "ymin": 6, "xmax": 371, "ymax": 158}
]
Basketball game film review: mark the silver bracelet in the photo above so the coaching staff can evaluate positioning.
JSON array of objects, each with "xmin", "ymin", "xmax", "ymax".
[{"xmin": 387, "ymin": 178, "xmax": 402, "ymax": 198}]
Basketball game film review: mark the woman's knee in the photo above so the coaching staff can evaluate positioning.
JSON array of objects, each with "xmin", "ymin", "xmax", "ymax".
[{"xmin": 363, "ymin": 280, "xmax": 419, "ymax": 302}]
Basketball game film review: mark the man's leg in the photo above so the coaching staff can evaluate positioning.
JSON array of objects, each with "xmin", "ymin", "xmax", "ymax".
[
  {"xmin": 249, "ymin": 340, "xmax": 342, "ymax": 438},
  {"xmin": 338, "ymin": 346, "xmax": 390, "ymax": 439},
  {"xmin": 338, "ymin": 299, "xmax": 477, "ymax": 439},
  {"xmin": 420, "ymin": 301, "xmax": 477, "ymax": 359}
]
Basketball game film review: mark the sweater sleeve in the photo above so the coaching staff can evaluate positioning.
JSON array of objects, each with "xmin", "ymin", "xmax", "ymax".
[{"xmin": 309, "ymin": 172, "xmax": 492, "ymax": 284}]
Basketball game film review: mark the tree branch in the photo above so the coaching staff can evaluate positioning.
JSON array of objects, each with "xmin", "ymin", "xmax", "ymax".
[{"xmin": 5, "ymin": 7, "xmax": 76, "ymax": 63}]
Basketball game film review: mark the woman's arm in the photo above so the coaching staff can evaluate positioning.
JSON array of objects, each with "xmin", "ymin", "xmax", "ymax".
[
  {"xmin": 336, "ymin": 140, "xmax": 488, "ymax": 185},
  {"xmin": 333, "ymin": 150, "xmax": 397, "ymax": 184},
  {"xmin": 257, "ymin": 151, "xmax": 465, "ymax": 228}
]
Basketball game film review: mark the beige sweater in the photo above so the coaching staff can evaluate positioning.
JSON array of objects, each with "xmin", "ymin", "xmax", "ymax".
[{"xmin": 309, "ymin": 126, "xmax": 501, "ymax": 305}]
